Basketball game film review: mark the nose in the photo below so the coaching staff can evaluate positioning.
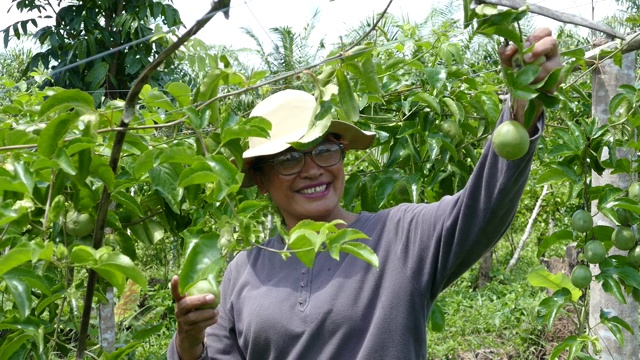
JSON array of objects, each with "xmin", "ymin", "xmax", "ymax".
[{"xmin": 298, "ymin": 153, "xmax": 323, "ymax": 178}]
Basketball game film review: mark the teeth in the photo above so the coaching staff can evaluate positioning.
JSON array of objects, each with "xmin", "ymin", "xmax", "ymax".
[{"xmin": 299, "ymin": 185, "xmax": 327, "ymax": 194}]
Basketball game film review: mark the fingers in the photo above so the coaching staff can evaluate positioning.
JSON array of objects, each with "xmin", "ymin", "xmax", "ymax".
[
  {"xmin": 499, "ymin": 27, "xmax": 559, "ymax": 67},
  {"xmin": 524, "ymin": 34, "xmax": 558, "ymax": 63},
  {"xmin": 170, "ymin": 275, "xmax": 184, "ymax": 302}
]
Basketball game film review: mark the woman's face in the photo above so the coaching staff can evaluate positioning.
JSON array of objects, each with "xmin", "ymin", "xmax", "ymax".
[{"xmin": 253, "ymin": 141, "xmax": 348, "ymax": 228}]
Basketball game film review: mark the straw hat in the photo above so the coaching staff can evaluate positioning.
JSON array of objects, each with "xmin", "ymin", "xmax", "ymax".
[{"xmin": 241, "ymin": 89, "xmax": 376, "ymax": 187}]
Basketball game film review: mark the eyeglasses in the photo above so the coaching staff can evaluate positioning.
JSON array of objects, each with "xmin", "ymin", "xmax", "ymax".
[{"xmin": 261, "ymin": 142, "xmax": 345, "ymax": 176}]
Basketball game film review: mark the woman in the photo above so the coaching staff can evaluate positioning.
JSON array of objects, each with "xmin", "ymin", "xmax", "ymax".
[{"xmin": 169, "ymin": 28, "xmax": 561, "ymax": 360}]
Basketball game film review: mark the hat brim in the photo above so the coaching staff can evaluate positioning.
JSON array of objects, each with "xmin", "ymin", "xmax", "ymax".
[{"xmin": 240, "ymin": 120, "xmax": 376, "ymax": 187}]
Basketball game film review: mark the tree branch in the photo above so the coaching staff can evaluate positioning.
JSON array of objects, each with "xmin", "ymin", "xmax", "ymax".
[
  {"xmin": 475, "ymin": 0, "xmax": 626, "ymax": 40},
  {"xmin": 506, "ymin": 185, "xmax": 549, "ymax": 272},
  {"xmin": 75, "ymin": 3, "xmax": 225, "ymax": 359}
]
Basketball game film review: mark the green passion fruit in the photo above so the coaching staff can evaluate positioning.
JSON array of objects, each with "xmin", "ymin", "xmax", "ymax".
[
  {"xmin": 627, "ymin": 246, "xmax": 640, "ymax": 267},
  {"xmin": 186, "ymin": 279, "xmax": 220, "ymax": 310},
  {"xmin": 571, "ymin": 209, "xmax": 593, "ymax": 233},
  {"xmin": 628, "ymin": 182, "xmax": 640, "ymax": 202},
  {"xmin": 65, "ymin": 210, "xmax": 95, "ymax": 237},
  {"xmin": 570, "ymin": 264, "xmax": 592, "ymax": 289},
  {"xmin": 583, "ymin": 240, "xmax": 607, "ymax": 264},
  {"xmin": 440, "ymin": 120, "xmax": 461, "ymax": 141},
  {"xmin": 612, "ymin": 226, "xmax": 636, "ymax": 251},
  {"xmin": 491, "ymin": 120, "xmax": 530, "ymax": 161}
]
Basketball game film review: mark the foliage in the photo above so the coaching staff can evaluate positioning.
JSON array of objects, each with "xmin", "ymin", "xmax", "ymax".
[
  {"xmin": 2, "ymin": 0, "xmax": 184, "ymax": 101},
  {"xmin": 1, "ymin": 0, "xmax": 640, "ymax": 358}
]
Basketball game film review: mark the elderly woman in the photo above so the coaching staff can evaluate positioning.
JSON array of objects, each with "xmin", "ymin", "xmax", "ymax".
[{"xmin": 168, "ymin": 28, "xmax": 561, "ymax": 360}]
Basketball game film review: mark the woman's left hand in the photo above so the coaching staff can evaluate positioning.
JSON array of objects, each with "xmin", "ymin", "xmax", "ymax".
[{"xmin": 498, "ymin": 27, "xmax": 563, "ymax": 132}]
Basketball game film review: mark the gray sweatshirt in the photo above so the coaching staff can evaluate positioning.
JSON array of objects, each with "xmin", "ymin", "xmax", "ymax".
[{"xmin": 168, "ymin": 107, "xmax": 543, "ymax": 359}]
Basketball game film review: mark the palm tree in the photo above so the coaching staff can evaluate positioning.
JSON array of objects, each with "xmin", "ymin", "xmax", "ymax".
[{"xmin": 242, "ymin": 8, "xmax": 324, "ymax": 80}]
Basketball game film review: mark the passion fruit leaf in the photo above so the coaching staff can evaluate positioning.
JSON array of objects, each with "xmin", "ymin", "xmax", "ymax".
[
  {"xmin": 413, "ymin": 93, "xmax": 442, "ymax": 114},
  {"xmin": 527, "ymin": 266, "xmax": 581, "ymax": 302},
  {"xmin": 360, "ymin": 54, "xmax": 382, "ymax": 94},
  {"xmin": 38, "ymin": 112, "xmax": 77, "ymax": 158},
  {"xmin": 38, "ymin": 88, "xmax": 95, "ymax": 118},
  {"xmin": 89, "ymin": 155, "xmax": 115, "ymax": 191},
  {"xmin": 336, "ymin": 68, "xmax": 360, "ymax": 122},
  {"xmin": 339, "ymin": 242, "xmax": 379, "ymax": 269},
  {"xmin": 70, "ymin": 245, "xmax": 97, "ymax": 265},
  {"xmin": 4, "ymin": 276, "xmax": 31, "ymax": 319},
  {"xmin": 600, "ymin": 277, "xmax": 627, "ymax": 304},
  {"xmin": 94, "ymin": 267, "xmax": 126, "ymax": 293},
  {"xmin": 179, "ymin": 229, "xmax": 222, "ymax": 294},
  {"xmin": 165, "ymin": 81, "xmax": 192, "ymax": 108},
  {"xmin": 96, "ymin": 252, "xmax": 147, "ymax": 289},
  {"xmin": 536, "ymin": 288, "xmax": 572, "ymax": 329},
  {"xmin": 428, "ymin": 301, "xmax": 445, "ymax": 332},
  {"xmin": 600, "ymin": 311, "xmax": 633, "ymax": 346}
]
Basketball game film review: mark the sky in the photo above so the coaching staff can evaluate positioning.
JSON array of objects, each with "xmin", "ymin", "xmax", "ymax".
[{"xmin": 0, "ymin": 0, "xmax": 623, "ymax": 51}]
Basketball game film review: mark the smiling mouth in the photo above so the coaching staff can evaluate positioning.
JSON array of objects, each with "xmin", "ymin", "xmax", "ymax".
[{"xmin": 298, "ymin": 184, "xmax": 328, "ymax": 195}]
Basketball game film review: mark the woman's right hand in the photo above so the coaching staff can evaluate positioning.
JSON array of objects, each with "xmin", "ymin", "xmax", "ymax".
[{"xmin": 171, "ymin": 275, "xmax": 219, "ymax": 360}]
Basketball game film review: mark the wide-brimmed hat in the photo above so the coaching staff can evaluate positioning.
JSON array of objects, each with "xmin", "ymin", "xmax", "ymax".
[{"xmin": 241, "ymin": 89, "xmax": 376, "ymax": 187}]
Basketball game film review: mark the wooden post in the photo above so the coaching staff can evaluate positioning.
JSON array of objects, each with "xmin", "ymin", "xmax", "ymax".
[{"xmin": 588, "ymin": 51, "xmax": 639, "ymax": 360}]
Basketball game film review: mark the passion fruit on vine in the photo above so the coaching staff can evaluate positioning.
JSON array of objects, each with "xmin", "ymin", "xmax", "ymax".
[
  {"xmin": 65, "ymin": 210, "xmax": 95, "ymax": 237},
  {"xmin": 491, "ymin": 120, "xmax": 529, "ymax": 160}
]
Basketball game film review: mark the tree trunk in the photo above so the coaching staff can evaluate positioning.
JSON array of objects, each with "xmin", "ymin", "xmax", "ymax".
[
  {"xmin": 99, "ymin": 287, "xmax": 116, "ymax": 353},
  {"xmin": 588, "ymin": 51, "xmax": 639, "ymax": 360},
  {"xmin": 506, "ymin": 185, "xmax": 548, "ymax": 272},
  {"xmin": 476, "ymin": 250, "xmax": 492, "ymax": 289}
]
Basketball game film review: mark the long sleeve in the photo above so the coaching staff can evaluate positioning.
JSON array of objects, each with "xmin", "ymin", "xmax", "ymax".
[{"xmin": 388, "ymin": 102, "xmax": 544, "ymax": 301}]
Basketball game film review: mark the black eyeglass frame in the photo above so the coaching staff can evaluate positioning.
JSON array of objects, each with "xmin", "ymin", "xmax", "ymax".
[{"xmin": 259, "ymin": 142, "xmax": 346, "ymax": 176}]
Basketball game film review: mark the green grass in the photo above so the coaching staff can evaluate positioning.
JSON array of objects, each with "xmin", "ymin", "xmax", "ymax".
[{"xmin": 428, "ymin": 230, "xmax": 550, "ymax": 359}]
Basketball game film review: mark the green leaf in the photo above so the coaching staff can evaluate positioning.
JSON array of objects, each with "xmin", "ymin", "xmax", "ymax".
[
  {"xmin": 0, "ymin": 201, "xmax": 28, "ymax": 227},
  {"xmin": 221, "ymin": 116, "xmax": 271, "ymax": 146},
  {"xmin": 85, "ymin": 62, "xmax": 109, "ymax": 90},
  {"xmin": 0, "ymin": 176, "xmax": 29, "ymax": 193},
  {"xmin": 336, "ymin": 68, "xmax": 360, "ymax": 122},
  {"xmin": 111, "ymin": 190, "xmax": 144, "ymax": 217},
  {"xmin": 412, "ymin": 93, "xmax": 441, "ymax": 114},
  {"xmin": 290, "ymin": 101, "xmax": 332, "ymax": 149},
  {"xmin": 549, "ymin": 335, "xmax": 580, "ymax": 360},
  {"xmin": 340, "ymin": 242, "xmax": 379, "ymax": 269},
  {"xmin": 95, "ymin": 267, "xmax": 126, "ymax": 294},
  {"xmin": 70, "ymin": 245, "xmax": 97, "ymax": 265},
  {"xmin": 38, "ymin": 89, "xmax": 95, "ymax": 118},
  {"xmin": 360, "ymin": 54, "xmax": 382, "ymax": 94},
  {"xmin": 165, "ymin": 82, "xmax": 192, "ymax": 108},
  {"xmin": 428, "ymin": 301, "xmax": 445, "ymax": 332},
  {"xmin": 178, "ymin": 161, "xmax": 217, "ymax": 188},
  {"xmin": 0, "ymin": 333, "xmax": 31, "ymax": 360},
  {"xmin": 0, "ymin": 241, "xmax": 53, "ymax": 277},
  {"xmin": 149, "ymin": 163, "xmax": 182, "ymax": 214},
  {"xmin": 89, "ymin": 155, "xmax": 115, "ymax": 191},
  {"xmin": 514, "ymin": 65, "xmax": 542, "ymax": 88},
  {"xmin": 537, "ymin": 229, "xmax": 573, "ymax": 258},
  {"xmin": 38, "ymin": 112, "xmax": 77, "ymax": 157},
  {"xmin": 178, "ymin": 229, "xmax": 223, "ymax": 294},
  {"xmin": 424, "ymin": 68, "xmax": 446, "ymax": 90},
  {"xmin": 288, "ymin": 229, "xmax": 322, "ymax": 268},
  {"xmin": 54, "ymin": 148, "xmax": 77, "ymax": 175},
  {"xmin": 96, "ymin": 252, "xmax": 147, "ymax": 289},
  {"xmin": 144, "ymin": 89, "xmax": 174, "ymax": 112},
  {"xmin": 185, "ymin": 107, "xmax": 207, "ymax": 131},
  {"xmin": 133, "ymin": 148, "xmax": 159, "ymax": 179},
  {"xmin": 11, "ymin": 159, "xmax": 34, "ymax": 194},
  {"xmin": 537, "ymin": 288, "xmax": 572, "ymax": 330},
  {"xmin": 4, "ymin": 276, "xmax": 31, "ymax": 319},
  {"xmin": 442, "ymin": 98, "xmax": 460, "ymax": 121},
  {"xmin": 528, "ymin": 265, "xmax": 581, "ymax": 302},
  {"xmin": 4, "ymin": 268, "xmax": 52, "ymax": 297}
]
